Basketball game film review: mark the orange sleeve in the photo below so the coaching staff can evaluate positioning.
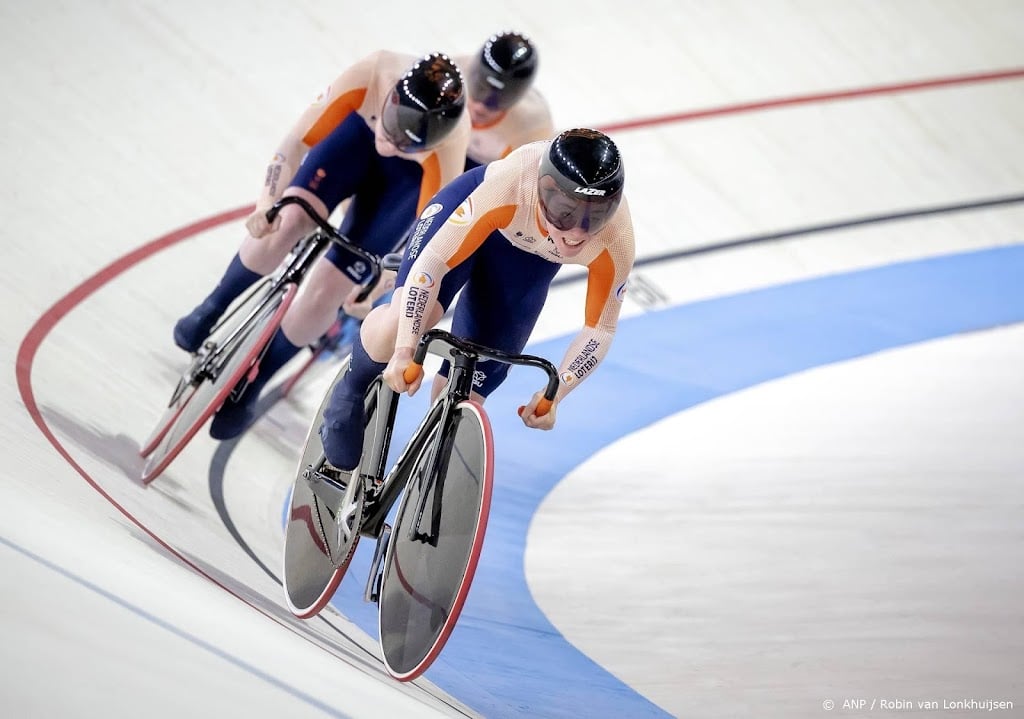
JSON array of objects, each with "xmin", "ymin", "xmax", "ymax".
[
  {"xmin": 301, "ymin": 88, "xmax": 368, "ymax": 147},
  {"xmin": 446, "ymin": 205, "xmax": 517, "ymax": 268},
  {"xmin": 415, "ymin": 153, "xmax": 442, "ymax": 215},
  {"xmin": 584, "ymin": 249, "xmax": 616, "ymax": 327}
]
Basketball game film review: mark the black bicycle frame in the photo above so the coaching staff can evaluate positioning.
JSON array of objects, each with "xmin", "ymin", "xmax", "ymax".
[
  {"xmin": 357, "ymin": 329, "xmax": 559, "ymax": 541},
  {"xmin": 406, "ymin": 350, "xmax": 478, "ymax": 546},
  {"xmin": 266, "ymin": 196, "xmax": 384, "ymax": 303},
  {"xmin": 359, "ymin": 392, "xmax": 449, "ymax": 539},
  {"xmin": 197, "ymin": 196, "xmax": 388, "ymax": 393}
]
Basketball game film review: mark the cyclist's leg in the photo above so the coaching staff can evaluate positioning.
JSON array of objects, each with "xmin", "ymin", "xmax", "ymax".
[
  {"xmin": 282, "ymin": 257, "xmax": 361, "ymax": 346},
  {"xmin": 173, "ymin": 255, "xmax": 261, "ymax": 353},
  {"xmin": 205, "ymin": 115, "xmax": 383, "ymax": 436},
  {"xmin": 320, "ymin": 273, "xmax": 458, "ymax": 468},
  {"xmin": 208, "ymin": 256, "xmax": 363, "ymax": 439},
  {"xmin": 207, "ymin": 327, "xmax": 300, "ymax": 439},
  {"xmin": 176, "ymin": 112, "xmax": 374, "ymax": 352},
  {"xmin": 294, "ymin": 153, "xmax": 417, "ymax": 358},
  {"xmin": 318, "ymin": 295, "xmax": 445, "ymax": 468},
  {"xmin": 319, "ymin": 319, "xmax": 390, "ymax": 470},
  {"xmin": 319, "ymin": 170, "xmax": 485, "ymax": 468},
  {"xmin": 283, "ymin": 120, "xmax": 423, "ymax": 363},
  {"xmin": 172, "ymin": 188, "xmax": 325, "ymax": 354}
]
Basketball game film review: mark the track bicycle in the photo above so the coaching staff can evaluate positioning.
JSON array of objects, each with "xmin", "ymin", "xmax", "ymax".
[
  {"xmin": 282, "ymin": 328, "xmax": 558, "ymax": 681},
  {"xmin": 138, "ymin": 196, "xmax": 393, "ymax": 484}
]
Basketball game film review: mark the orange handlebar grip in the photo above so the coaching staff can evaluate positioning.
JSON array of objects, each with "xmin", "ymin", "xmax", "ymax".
[
  {"xmin": 535, "ymin": 398, "xmax": 552, "ymax": 417},
  {"xmin": 403, "ymin": 362, "xmax": 422, "ymax": 385}
]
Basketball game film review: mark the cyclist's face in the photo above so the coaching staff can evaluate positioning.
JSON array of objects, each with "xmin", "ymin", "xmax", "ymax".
[
  {"xmin": 374, "ymin": 116, "xmax": 401, "ymax": 157},
  {"xmin": 537, "ymin": 173, "xmax": 620, "ymax": 242},
  {"xmin": 538, "ymin": 176, "xmax": 594, "ymax": 256},
  {"xmin": 538, "ymin": 175, "xmax": 585, "ymax": 231},
  {"xmin": 538, "ymin": 209, "xmax": 590, "ymax": 257},
  {"xmin": 550, "ymin": 226, "xmax": 590, "ymax": 257},
  {"xmin": 468, "ymin": 99, "xmax": 503, "ymax": 126}
]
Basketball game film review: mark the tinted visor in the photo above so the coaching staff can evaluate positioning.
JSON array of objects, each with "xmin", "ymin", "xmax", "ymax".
[
  {"xmin": 538, "ymin": 174, "xmax": 620, "ymax": 233},
  {"xmin": 468, "ymin": 67, "xmax": 513, "ymax": 111},
  {"xmin": 381, "ymin": 89, "xmax": 429, "ymax": 152}
]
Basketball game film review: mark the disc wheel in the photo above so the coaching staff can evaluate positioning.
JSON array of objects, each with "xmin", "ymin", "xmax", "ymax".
[
  {"xmin": 139, "ymin": 281, "xmax": 296, "ymax": 483},
  {"xmin": 378, "ymin": 400, "xmax": 494, "ymax": 681},
  {"xmin": 282, "ymin": 366, "xmax": 385, "ymax": 619}
]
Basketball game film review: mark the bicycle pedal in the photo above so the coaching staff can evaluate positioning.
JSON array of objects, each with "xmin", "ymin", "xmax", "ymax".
[
  {"xmin": 303, "ymin": 463, "xmax": 350, "ymax": 509},
  {"xmin": 304, "ymin": 462, "xmax": 349, "ymax": 488}
]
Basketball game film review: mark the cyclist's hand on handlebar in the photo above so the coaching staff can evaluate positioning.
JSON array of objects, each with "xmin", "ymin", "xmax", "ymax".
[
  {"xmin": 245, "ymin": 205, "xmax": 280, "ymax": 238},
  {"xmin": 519, "ymin": 391, "xmax": 557, "ymax": 431},
  {"xmin": 341, "ymin": 284, "xmax": 375, "ymax": 320},
  {"xmin": 342, "ymin": 270, "xmax": 397, "ymax": 320},
  {"xmin": 383, "ymin": 346, "xmax": 422, "ymax": 396}
]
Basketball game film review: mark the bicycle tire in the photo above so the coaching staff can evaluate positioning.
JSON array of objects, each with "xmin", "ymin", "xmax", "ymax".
[
  {"xmin": 377, "ymin": 400, "xmax": 494, "ymax": 681},
  {"xmin": 138, "ymin": 372, "xmax": 199, "ymax": 458},
  {"xmin": 139, "ymin": 279, "xmax": 277, "ymax": 458},
  {"xmin": 282, "ymin": 365, "xmax": 383, "ymax": 619},
  {"xmin": 139, "ymin": 282, "xmax": 297, "ymax": 484}
]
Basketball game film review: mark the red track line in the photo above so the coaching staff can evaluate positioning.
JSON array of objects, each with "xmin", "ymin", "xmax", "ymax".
[
  {"xmin": 13, "ymin": 208, "xmax": 264, "ymax": 601},
  {"xmin": 598, "ymin": 67, "xmax": 1024, "ymax": 133},
  {"xmin": 12, "ymin": 202, "xmax": 383, "ymax": 671}
]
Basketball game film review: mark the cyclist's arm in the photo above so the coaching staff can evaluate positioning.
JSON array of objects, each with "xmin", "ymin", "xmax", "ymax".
[
  {"xmin": 253, "ymin": 52, "xmax": 379, "ymax": 213},
  {"xmin": 501, "ymin": 90, "xmax": 555, "ymax": 158},
  {"xmin": 552, "ymin": 255, "xmax": 620, "ymax": 401},
  {"xmin": 412, "ymin": 112, "xmax": 471, "ymax": 214},
  {"xmin": 394, "ymin": 200, "xmax": 517, "ymax": 354},
  {"xmin": 554, "ymin": 217, "xmax": 636, "ymax": 402}
]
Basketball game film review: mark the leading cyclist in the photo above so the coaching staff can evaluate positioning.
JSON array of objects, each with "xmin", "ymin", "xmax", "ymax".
[{"xmin": 319, "ymin": 128, "xmax": 635, "ymax": 474}]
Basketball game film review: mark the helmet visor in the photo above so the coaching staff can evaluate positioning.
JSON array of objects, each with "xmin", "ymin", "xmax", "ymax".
[
  {"xmin": 468, "ymin": 67, "xmax": 512, "ymax": 111},
  {"xmin": 538, "ymin": 174, "xmax": 619, "ymax": 234},
  {"xmin": 381, "ymin": 90, "xmax": 428, "ymax": 152}
]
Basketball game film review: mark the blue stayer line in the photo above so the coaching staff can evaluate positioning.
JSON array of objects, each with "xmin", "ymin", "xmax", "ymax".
[{"xmin": 335, "ymin": 244, "xmax": 1024, "ymax": 718}]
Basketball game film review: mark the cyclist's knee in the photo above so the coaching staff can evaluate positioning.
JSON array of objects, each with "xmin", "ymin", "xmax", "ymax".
[
  {"xmin": 300, "ymin": 262, "xmax": 352, "ymax": 312},
  {"xmin": 281, "ymin": 269, "xmax": 351, "ymax": 346},
  {"xmin": 273, "ymin": 202, "xmax": 317, "ymax": 249},
  {"xmin": 360, "ymin": 302, "xmax": 400, "ymax": 361}
]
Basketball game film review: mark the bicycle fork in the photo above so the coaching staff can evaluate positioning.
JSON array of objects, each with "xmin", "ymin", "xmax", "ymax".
[
  {"xmin": 407, "ymin": 349, "xmax": 477, "ymax": 545},
  {"xmin": 364, "ymin": 523, "xmax": 391, "ymax": 603}
]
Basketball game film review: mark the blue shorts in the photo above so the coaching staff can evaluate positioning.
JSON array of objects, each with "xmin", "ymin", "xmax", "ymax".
[
  {"xmin": 291, "ymin": 112, "xmax": 423, "ymax": 283},
  {"xmin": 396, "ymin": 166, "xmax": 561, "ymax": 397}
]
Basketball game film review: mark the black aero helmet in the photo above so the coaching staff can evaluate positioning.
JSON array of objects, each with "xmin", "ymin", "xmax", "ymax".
[
  {"xmin": 381, "ymin": 53, "xmax": 465, "ymax": 153},
  {"xmin": 469, "ymin": 31, "xmax": 538, "ymax": 110},
  {"xmin": 538, "ymin": 129, "xmax": 624, "ymax": 234}
]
